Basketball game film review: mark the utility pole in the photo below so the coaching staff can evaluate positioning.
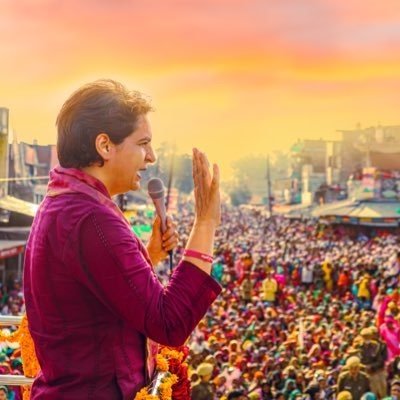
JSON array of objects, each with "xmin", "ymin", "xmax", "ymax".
[
  {"xmin": 0, "ymin": 108, "xmax": 9, "ymax": 197},
  {"xmin": 166, "ymin": 143, "xmax": 176, "ymax": 210},
  {"xmin": 266, "ymin": 155, "xmax": 273, "ymax": 219}
]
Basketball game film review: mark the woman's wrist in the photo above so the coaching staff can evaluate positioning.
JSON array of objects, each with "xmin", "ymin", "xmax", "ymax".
[{"xmin": 193, "ymin": 219, "xmax": 218, "ymax": 230}]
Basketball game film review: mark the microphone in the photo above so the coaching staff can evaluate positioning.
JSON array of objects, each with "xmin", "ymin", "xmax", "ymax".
[
  {"xmin": 147, "ymin": 178, "xmax": 167, "ymax": 234},
  {"xmin": 147, "ymin": 178, "xmax": 173, "ymax": 273}
]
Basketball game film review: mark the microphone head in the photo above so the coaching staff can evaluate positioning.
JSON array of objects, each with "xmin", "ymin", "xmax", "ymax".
[{"xmin": 147, "ymin": 178, "xmax": 165, "ymax": 200}]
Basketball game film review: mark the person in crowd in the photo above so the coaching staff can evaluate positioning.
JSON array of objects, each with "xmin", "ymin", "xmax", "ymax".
[
  {"xmin": 240, "ymin": 271, "xmax": 254, "ymax": 303},
  {"xmin": 227, "ymin": 390, "xmax": 248, "ymax": 400},
  {"xmin": 359, "ymin": 327, "xmax": 387, "ymax": 398},
  {"xmin": 0, "ymin": 386, "xmax": 7, "ymax": 400},
  {"xmin": 380, "ymin": 315, "xmax": 400, "ymax": 362},
  {"xmin": 301, "ymin": 261, "xmax": 314, "ymax": 289},
  {"xmin": 261, "ymin": 271, "xmax": 278, "ymax": 304},
  {"xmin": 384, "ymin": 379, "xmax": 400, "ymax": 400},
  {"xmin": 337, "ymin": 356, "xmax": 371, "ymax": 400},
  {"xmin": 337, "ymin": 391, "xmax": 353, "ymax": 400},
  {"xmin": 192, "ymin": 363, "xmax": 214, "ymax": 400}
]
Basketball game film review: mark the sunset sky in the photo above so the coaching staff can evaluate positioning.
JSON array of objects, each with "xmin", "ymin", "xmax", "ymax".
[{"xmin": 2, "ymin": 0, "xmax": 400, "ymax": 179}]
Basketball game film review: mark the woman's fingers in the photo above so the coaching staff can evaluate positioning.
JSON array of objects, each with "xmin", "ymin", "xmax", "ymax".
[
  {"xmin": 161, "ymin": 216, "xmax": 179, "ymax": 251},
  {"xmin": 194, "ymin": 148, "xmax": 208, "ymax": 210},
  {"xmin": 196, "ymin": 149, "xmax": 211, "ymax": 196},
  {"xmin": 212, "ymin": 163, "xmax": 219, "ymax": 190},
  {"xmin": 200, "ymin": 151, "xmax": 211, "ymax": 184},
  {"xmin": 192, "ymin": 148, "xmax": 199, "ymax": 187},
  {"xmin": 162, "ymin": 233, "xmax": 179, "ymax": 251},
  {"xmin": 162, "ymin": 217, "xmax": 176, "ymax": 238},
  {"xmin": 192, "ymin": 148, "xmax": 220, "ymax": 223}
]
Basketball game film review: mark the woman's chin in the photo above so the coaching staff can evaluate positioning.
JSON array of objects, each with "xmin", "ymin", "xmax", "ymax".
[{"xmin": 131, "ymin": 180, "xmax": 140, "ymax": 191}]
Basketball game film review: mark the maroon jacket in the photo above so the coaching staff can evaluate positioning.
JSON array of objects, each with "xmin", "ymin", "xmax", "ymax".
[{"xmin": 23, "ymin": 174, "xmax": 221, "ymax": 399}]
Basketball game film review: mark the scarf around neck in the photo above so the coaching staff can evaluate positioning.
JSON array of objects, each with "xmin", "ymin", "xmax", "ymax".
[{"xmin": 47, "ymin": 165, "xmax": 130, "ymax": 226}]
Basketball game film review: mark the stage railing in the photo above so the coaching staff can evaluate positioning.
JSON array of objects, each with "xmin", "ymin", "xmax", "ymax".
[{"xmin": 0, "ymin": 315, "xmax": 34, "ymax": 386}]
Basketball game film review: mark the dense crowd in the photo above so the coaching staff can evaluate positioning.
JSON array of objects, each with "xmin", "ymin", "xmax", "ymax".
[
  {"xmin": 169, "ymin": 205, "xmax": 400, "ymax": 400},
  {"xmin": 2, "ymin": 202, "xmax": 400, "ymax": 400}
]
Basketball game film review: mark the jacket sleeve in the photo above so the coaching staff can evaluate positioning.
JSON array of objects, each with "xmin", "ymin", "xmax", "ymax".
[
  {"xmin": 337, "ymin": 374, "xmax": 344, "ymax": 394},
  {"xmin": 68, "ymin": 209, "xmax": 221, "ymax": 347}
]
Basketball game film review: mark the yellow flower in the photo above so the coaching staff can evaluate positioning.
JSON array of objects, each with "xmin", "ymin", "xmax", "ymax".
[
  {"xmin": 156, "ymin": 354, "xmax": 169, "ymax": 372},
  {"xmin": 134, "ymin": 388, "xmax": 158, "ymax": 400},
  {"xmin": 160, "ymin": 348, "xmax": 183, "ymax": 362},
  {"xmin": 0, "ymin": 314, "xmax": 40, "ymax": 379},
  {"xmin": 19, "ymin": 316, "xmax": 40, "ymax": 378},
  {"xmin": 158, "ymin": 374, "xmax": 178, "ymax": 400},
  {"xmin": 22, "ymin": 387, "xmax": 31, "ymax": 400}
]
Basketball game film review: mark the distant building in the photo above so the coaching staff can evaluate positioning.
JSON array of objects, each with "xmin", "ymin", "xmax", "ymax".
[
  {"xmin": 0, "ymin": 108, "xmax": 36, "ymax": 285},
  {"xmin": 338, "ymin": 124, "xmax": 400, "ymax": 174},
  {"xmin": 8, "ymin": 138, "xmax": 57, "ymax": 204},
  {"xmin": 288, "ymin": 124, "xmax": 400, "ymax": 205},
  {"xmin": 289, "ymin": 139, "xmax": 342, "ymax": 205}
]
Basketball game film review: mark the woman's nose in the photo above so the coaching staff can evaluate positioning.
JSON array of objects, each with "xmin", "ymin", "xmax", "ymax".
[{"xmin": 146, "ymin": 147, "xmax": 156, "ymax": 163}]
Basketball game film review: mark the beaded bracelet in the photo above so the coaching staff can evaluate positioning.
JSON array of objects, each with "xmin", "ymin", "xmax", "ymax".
[{"xmin": 183, "ymin": 249, "xmax": 213, "ymax": 263}]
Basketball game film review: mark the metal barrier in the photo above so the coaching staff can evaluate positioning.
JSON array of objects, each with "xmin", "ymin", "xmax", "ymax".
[
  {"xmin": 0, "ymin": 315, "xmax": 23, "ymax": 327},
  {"xmin": 0, "ymin": 315, "xmax": 34, "ymax": 386}
]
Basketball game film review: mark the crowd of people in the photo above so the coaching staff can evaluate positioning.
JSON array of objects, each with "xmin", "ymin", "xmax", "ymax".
[
  {"xmin": 1, "ymin": 202, "xmax": 400, "ymax": 400},
  {"xmin": 167, "ymin": 205, "xmax": 400, "ymax": 400}
]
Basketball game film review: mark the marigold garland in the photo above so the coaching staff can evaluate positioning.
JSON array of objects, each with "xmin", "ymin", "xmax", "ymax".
[
  {"xmin": 135, "ymin": 388, "xmax": 159, "ymax": 400},
  {"xmin": 0, "ymin": 315, "xmax": 39, "ymax": 400},
  {"xmin": 160, "ymin": 348, "xmax": 184, "ymax": 363},
  {"xmin": 134, "ymin": 346, "xmax": 190, "ymax": 400},
  {"xmin": 156, "ymin": 354, "xmax": 169, "ymax": 372},
  {"xmin": 134, "ymin": 372, "xmax": 178, "ymax": 400}
]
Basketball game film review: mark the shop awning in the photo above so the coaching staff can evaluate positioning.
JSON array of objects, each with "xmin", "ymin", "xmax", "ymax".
[
  {"xmin": 312, "ymin": 200, "xmax": 400, "ymax": 226},
  {"xmin": 0, "ymin": 240, "xmax": 26, "ymax": 260}
]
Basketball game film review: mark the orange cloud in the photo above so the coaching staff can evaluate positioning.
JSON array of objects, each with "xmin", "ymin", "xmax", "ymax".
[{"xmin": 2, "ymin": 0, "xmax": 400, "ymax": 179}]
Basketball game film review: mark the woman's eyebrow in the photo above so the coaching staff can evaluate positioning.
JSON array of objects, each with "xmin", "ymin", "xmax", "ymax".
[{"xmin": 138, "ymin": 136, "xmax": 152, "ymax": 142}]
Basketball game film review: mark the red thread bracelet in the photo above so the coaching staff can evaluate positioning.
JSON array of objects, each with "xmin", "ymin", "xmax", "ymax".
[{"xmin": 183, "ymin": 249, "xmax": 213, "ymax": 263}]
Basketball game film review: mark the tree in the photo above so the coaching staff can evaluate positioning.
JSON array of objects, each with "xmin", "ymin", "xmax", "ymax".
[
  {"xmin": 140, "ymin": 142, "xmax": 194, "ymax": 195},
  {"xmin": 174, "ymin": 154, "xmax": 193, "ymax": 194},
  {"xmin": 230, "ymin": 152, "xmax": 290, "ymax": 203},
  {"xmin": 140, "ymin": 141, "xmax": 172, "ymax": 187},
  {"xmin": 229, "ymin": 183, "xmax": 252, "ymax": 206}
]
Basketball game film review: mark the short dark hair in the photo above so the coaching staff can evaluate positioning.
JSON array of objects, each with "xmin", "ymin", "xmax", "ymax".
[
  {"xmin": 391, "ymin": 379, "xmax": 400, "ymax": 387},
  {"xmin": 227, "ymin": 390, "xmax": 245, "ymax": 400},
  {"xmin": 56, "ymin": 79, "xmax": 153, "ymax": 168}
]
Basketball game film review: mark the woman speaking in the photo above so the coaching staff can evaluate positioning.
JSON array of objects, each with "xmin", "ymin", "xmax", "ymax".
[{"xmin": 23, "ymin": 79, "xmax": 221, "ymax": 399}]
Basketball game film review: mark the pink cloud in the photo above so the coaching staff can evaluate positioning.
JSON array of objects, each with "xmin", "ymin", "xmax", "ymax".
[{"xmin": 3, "ymin": 0, "xmax": 400, "ymax": 68}]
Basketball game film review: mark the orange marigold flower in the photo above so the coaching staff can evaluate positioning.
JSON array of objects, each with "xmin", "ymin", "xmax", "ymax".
[
  {"xmin": 156, "ymin": 354, "xmax": 169, "ymax": 372},
  {"xmin": 160, "ymin": 348, "xmax": 183, "ymax": 362},
  {"xmin": 134, "ymin": 388, "xmax": 158, "ymax": 400}
]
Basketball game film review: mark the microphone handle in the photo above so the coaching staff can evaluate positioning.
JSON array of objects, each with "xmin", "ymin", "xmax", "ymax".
[
  {"xmin": 153, "ymin": 198, "xmax": 167, "ymax": 233},
  {"xmin": 168, "ymin": 251, "xmax": 173, "ymax": 276},
  {"xmin": 152, "ymin": 198, "xmax": 174, "ymax": 274}
]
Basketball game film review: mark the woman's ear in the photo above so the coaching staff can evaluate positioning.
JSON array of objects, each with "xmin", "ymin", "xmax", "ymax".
[{"xmin": 95, "ymin": 133, "xmax": 112, "ymax": 161}]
